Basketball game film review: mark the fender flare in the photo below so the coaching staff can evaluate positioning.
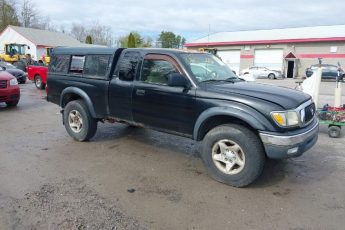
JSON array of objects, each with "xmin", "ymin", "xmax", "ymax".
[
  {"xmin": 193, "ymin": 106, "xmax": 275, "ymax": 141},
  {"xmin": 60, "ymin": 87, "xmax": 96, "ymax": 118}
]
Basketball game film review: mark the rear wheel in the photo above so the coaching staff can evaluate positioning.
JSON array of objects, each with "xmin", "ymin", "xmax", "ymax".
[
  {"xmin": 201, "ymin": 124, "xmax": 265, "ymax": 187},
  {"xmin": 34, "ymin": 75, "xmax": 45, "ymax": 89},
  {"xmin": 63, "ymin": 100, "xmax": 97, "ymax": 141}
]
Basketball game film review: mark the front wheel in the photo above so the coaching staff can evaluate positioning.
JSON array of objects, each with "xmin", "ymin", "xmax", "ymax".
[
  {"xmin": 63, "ymin": 100, "xmax": 97, "ymax": 141},
  {"xmin": 268, "ymin": 73, "xmax": 275, "ymax": 79},
  {"xmin": 328, "ymin": 125, "xmax": 341, "ymax": 138},
  {"xmin": 6, "ymin": 100, "xmax": 19, "ymax": 107},
  {"xmin": 201, "ymin": 124, "xmax": 265, "ymax": 187}
]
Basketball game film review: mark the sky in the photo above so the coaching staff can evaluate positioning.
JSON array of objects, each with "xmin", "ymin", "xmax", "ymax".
[{"xmin": 20, "ymin": 0, "xmax": 345, "ymax": 42}]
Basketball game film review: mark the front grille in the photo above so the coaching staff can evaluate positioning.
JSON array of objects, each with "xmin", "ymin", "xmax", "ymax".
[
  {"xmin": 304, "ymin": 103, "xmax": 316, "ymax": 124},
  {"xmin": 0, "ymin": 80, "xmax": 7, "ymax": 89}
]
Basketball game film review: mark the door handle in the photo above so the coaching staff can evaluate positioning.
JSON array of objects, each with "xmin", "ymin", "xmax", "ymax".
[{"xmin": 136, "ymin": 89, "xmax": 145, "ymax": 96}]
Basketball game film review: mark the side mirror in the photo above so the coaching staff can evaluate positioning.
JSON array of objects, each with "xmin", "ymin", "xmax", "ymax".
[{"xmin": 167, "ymin": 73, "xmax": 190, "ymax": 88}]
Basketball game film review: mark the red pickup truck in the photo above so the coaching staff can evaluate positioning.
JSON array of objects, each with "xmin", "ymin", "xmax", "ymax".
[{"xmin": 27, "ymin": 65, "xmax": 47, "ymax": 89}]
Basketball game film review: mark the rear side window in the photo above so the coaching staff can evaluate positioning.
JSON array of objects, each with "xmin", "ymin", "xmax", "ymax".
[
  {"xmin": 69, "ymin": 55, "xmax": 85, "ymax": 74},
  {"xmin": 49, "ymin": 55, "xmax": 70, "ymax": 73},
  {"xmin": 116, "ymin": 51, "xmax": 141, "ymax": 81},
  {"xmin": 84, "ymin": 55, "xmax": 111, "ymax": 79}
]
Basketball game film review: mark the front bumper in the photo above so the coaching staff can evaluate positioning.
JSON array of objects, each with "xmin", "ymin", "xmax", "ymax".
[
  {"xmin": 259, "ymin": 119, "xmax": 319, "ymax": 159},
  {"xmin": 0, "ymin": 87, "xmax": 20, "ymax": 103}
]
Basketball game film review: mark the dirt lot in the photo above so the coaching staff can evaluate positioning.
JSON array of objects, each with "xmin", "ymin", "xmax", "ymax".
[{"xmin": 0, "ymin": 79, "xmax": 345, "ymax": 230}]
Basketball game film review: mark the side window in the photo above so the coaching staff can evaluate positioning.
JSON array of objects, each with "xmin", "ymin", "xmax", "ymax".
[
  {"xmin": 49, "ymin": 55, "xmax": 70, "ymax": 73},
  {"xmin": 69, "ymin": 55, "xmax": 85, "ymax": 74},
  {"xmin": 141, "ymin": 59, "xmax": 179, "ymax": 85},
  {"xmin": 84, "ymin": 54, "xmax": 111, "ymax": 79},
  {"xmin": 116, "ymin": 51, "xmax": 140, "ymax": 81}
]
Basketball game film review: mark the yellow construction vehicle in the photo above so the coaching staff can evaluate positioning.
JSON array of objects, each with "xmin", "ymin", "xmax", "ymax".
[
  {"xmin": 41, "ymin": 47, "xmax": 53, "ymax": 65},
  {"xmin": 198, "ymin": 47, "xmax": 218, "ymax": 55},
  {"xmin": 0, "ymin": 43, "xmax": 30, "ymax": 71}
]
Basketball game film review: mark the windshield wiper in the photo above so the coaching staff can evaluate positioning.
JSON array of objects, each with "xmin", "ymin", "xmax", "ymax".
[{"xmin": 200, "ymin": 78, "xmax": 237, "ymax": 84}]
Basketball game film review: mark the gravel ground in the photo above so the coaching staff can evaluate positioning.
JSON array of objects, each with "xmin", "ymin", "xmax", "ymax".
[{"xmin": 1, "ymin": 178, "xmax": 146, "ymax": 230}]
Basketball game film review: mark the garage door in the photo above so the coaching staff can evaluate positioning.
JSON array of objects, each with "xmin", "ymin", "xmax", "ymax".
[
  {"xmin": 217, "ymin": 50, "xmax": 241, "ymax": 75},
  {"xmin": 254, "ymin": 49, "xmax": 283, "ymax": 71}
]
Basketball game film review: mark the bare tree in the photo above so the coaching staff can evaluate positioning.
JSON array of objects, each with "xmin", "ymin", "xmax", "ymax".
[
  {"xmin": 88, "ymin": 22, "xmax": 113, "ymax": 46},
  {"xmin": 70, "ymin": 21, "xmax": 114, "ymax": 47},
  {"xmin": 18, "ymin": 0, "xmax": 54, "ymax": 30},
  {"xmin": 20, "ymin": 0, "xmax": 38, "ymax": 27},
  {"xmin": 70, "ymin": 23, "xmax": 87, "ymax": 42}
]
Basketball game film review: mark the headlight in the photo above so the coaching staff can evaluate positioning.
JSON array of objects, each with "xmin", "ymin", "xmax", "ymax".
[
  {"xmin": 271, "ymin": 111, "xmax": 299, "ymax": 127},
  {"xmin": 9, "ymin": 78, "xmax": 18, "ymax": 86}
]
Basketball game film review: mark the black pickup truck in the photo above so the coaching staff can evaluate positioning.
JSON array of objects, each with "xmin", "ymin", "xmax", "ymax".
[{"xmin": 47, "ymin": 47, "xmax": 319, "ymax": 187}]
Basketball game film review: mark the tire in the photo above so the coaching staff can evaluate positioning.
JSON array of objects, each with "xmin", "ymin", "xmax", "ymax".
[
  {"xmin": 34, "ymin": 75, "xmax": 45, "ymax": 89},
  {"xmin": 328, "ymin": 125, "xmax": 341, "ymax": 138},
  {"xmin": 268, "ymin": 73, "xmax": 275, "ymax": 79},
  {"xmin": 6, "ymin": 100, "xmax": 19, "ymax": 107},
  {"xmin": 63, "ymin": 100, "xmax": 97, "ymax": 141},
  {"xmin": 19, "ymin": 77, "xmax": 26, "ymax": 84},
  {"xmin": 201, "ymin": 124, "xmax": 265, "ymax": 187}
]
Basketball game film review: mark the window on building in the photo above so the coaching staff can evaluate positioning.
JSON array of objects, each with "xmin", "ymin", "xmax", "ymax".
[
  {"xmin": 69, "ymin": 55, "xmax": 85, "ymax": 74},
  {"xmin": 49, "ymin": 55, "xmax": 70, "ymax": 73},
  {"xmin": 84, "ymin": 55, "xmax": 111, "ymax": 78}
]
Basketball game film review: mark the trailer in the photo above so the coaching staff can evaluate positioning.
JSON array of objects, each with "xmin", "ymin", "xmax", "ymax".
[{"xmin": 317, "ymin": 106, "xmax": 345, "ymax": 138}]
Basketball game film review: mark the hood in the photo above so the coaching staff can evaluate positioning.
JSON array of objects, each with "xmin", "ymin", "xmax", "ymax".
[
  {"xmin": 0, "ymin": 71, "xmax": 15, "ymax": 80},
  {"xmin": 5, "ymin": 69, "xmax": 24, "ymax": 76},
  {"xmin": 204, "ymin": 81, "xmax": 310, "ymax": 110}
]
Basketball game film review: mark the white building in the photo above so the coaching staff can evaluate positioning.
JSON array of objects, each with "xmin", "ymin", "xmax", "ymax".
[{"xmin": 0, "ymin": 25, "xmax": 85, "ymax": 61}]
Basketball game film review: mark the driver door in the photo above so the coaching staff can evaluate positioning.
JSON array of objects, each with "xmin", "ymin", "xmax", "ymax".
[{"xmin": 132, "ymin": 54, "xmax": 196, "ymax": 135}]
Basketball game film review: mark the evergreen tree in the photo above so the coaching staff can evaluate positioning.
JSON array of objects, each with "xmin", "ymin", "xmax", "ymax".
[
  {"xmin": 85, "ymin": 35, "xmax": 93, "ymax": 44},
  {"xmin": 127, "ymin": 33, "xmax": 136, "ymax": 48},
  {"xmin": 158, "ymin": 31, "xmax": 185, "ymax": 48}
]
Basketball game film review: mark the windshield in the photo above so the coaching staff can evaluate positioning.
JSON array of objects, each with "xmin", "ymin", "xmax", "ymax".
[{"xmin": 180, "ymin": 53, "xmax": 238, "ymax": 83}]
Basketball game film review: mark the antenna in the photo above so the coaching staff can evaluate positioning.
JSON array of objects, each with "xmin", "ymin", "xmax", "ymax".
[{"xmin": 207, "ymin": 24, "xmax": 210, "ymax": 49}]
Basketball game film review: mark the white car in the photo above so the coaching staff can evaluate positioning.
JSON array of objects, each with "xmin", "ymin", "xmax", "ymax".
[{"xmin": 241, "ymin": 66, "xmax": 283, "ymax": 79}]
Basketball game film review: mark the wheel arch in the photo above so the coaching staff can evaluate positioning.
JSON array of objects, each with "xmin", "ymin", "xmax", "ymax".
[
  {"xmin": 193, "ymin": 106, "xmax": 274, "ymax": 141},
  {"xmin": 60, "ymin": 87, "xmax": 96, "ymax": 118}
]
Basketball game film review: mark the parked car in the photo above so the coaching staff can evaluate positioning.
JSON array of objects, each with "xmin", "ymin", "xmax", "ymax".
[
  {"xmin": 47, "ymin": 47, "xmax": 318, "ymax": 187},
  {"xmin": 0, "ymin": 67, "xmax": 20, "ymax": 107},
  {"xmin": 0, "ymin": 61, "xmax": 27, "ymax": 84},
  {"xmin": 305, "ymin": 64, "xmax": 345, "ymax": 81},
  {"xmin": 241, "ymin": 66, "xmax": 283, "ymax": 79},
  {"xmin": 27, "ymin": 65, "xmax": 48, "ymax": 89}
]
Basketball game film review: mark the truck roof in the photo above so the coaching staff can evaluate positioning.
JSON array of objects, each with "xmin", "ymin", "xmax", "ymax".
[
  {"xmin": 52, "ymin": 47, "xmax": 117, "ymax": 55},
  {"xmin": 52, "ymin": 47, "xmax": 199, "ymax": 56}
]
